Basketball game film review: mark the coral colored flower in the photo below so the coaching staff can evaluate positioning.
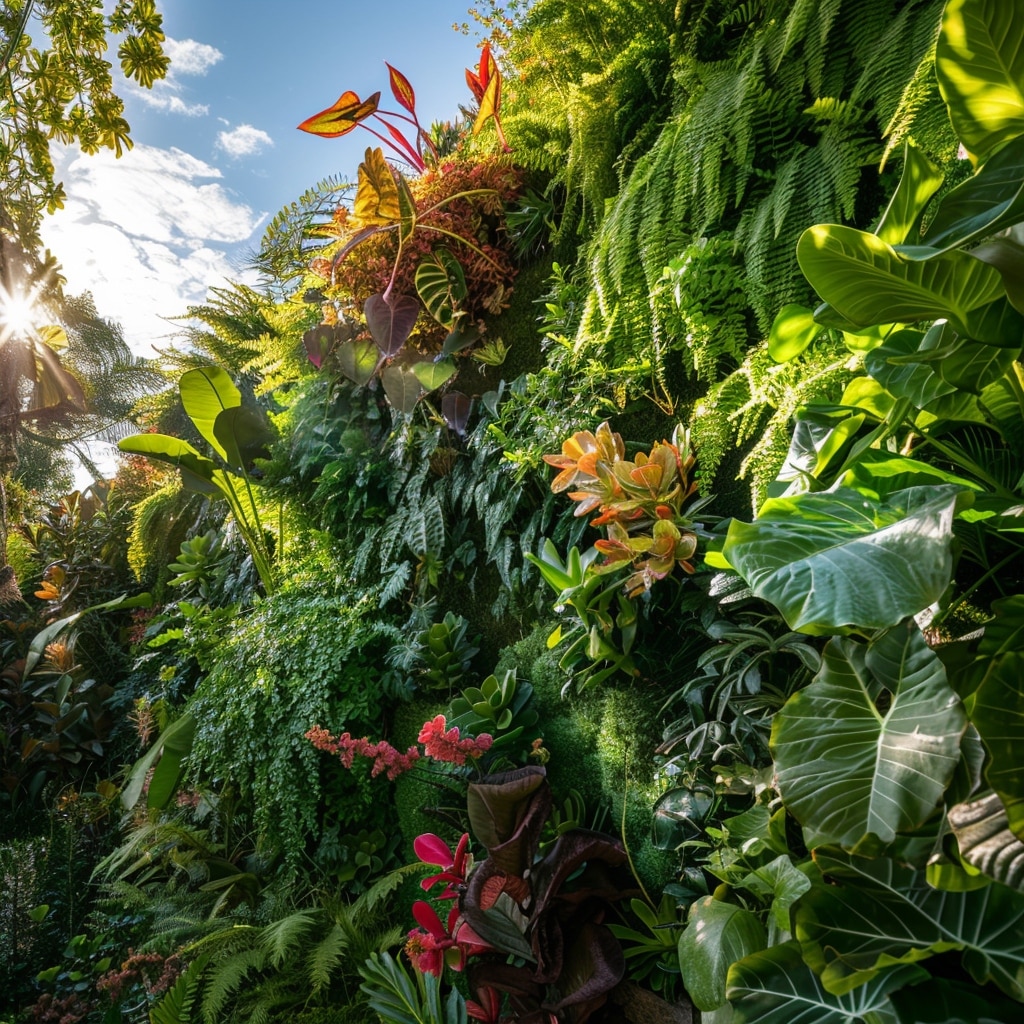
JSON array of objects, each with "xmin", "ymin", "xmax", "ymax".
[{"xmin": 417, "ymin": 715, "xmax": 493, "ymax": 765}]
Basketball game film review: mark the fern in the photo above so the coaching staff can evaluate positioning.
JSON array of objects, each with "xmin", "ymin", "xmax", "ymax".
[{"xmin": 151, "ymin": 955, "xmax": 210, "ymax": 1024}]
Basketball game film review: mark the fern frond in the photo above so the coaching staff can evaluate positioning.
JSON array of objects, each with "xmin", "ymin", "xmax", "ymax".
[
  {"xmin": 261, "ymin": 909, "xmax": 319, "ymax": 970},
  {"xmin": 151, "ymin": 955, "xmax": 209, "ymax": 1024}
]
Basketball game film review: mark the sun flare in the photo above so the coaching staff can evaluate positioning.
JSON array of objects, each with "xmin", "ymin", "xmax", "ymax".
[{"xmin": 0, "ymin": 282, "xmax": 43, "ymax": 344}]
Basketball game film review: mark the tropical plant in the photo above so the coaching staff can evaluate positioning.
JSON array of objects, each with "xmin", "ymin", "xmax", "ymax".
[
  {"xmin": 118, "ymin": 365, "xmax": 278, "ymax": 593},
  {"xmin": 0, "ymin": 0, "xmax": 167, "ymax": 230},
  {"xmin": 677, "ymin": 1, "xmax": 1024, "ymax": 1017}
]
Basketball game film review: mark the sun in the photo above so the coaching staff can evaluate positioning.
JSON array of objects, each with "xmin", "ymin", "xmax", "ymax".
[{"xmin": 0, "ymin": 281, "xmax": 43, "ymax": 344}]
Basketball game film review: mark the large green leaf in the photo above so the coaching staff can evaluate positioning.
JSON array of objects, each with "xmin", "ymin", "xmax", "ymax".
[
  {"xmin": 411, "ymin": 359, "xmax": 457, "ymax": 393},
  {"xmin": 863, "ymin": 327, "xmax": 957, "ymax": 408},
  {"xmin": 875, "ymin": 140, "xmax": 945, "ymax": 246},
  {"xmin": 722, "ymin": 484, "xmax": 962, "ymax": 633},
  {"xmin": 771, "ymin": 623, "xmax": 966, "ymax": 850},
  {"xmin": 967, "ymin": 650, "xmax": 1024, "ymax": 841},
  {"xmin": 336, "ymin": 338, "xmax": 380, "ymax": 386},
  {"xmin": 739, "ymin": 856, "xmax": 814, "ymax": 934},
  {"xmin": 797, "ymin": 848, "xmax": 1024, "ymax": 1000},
  {"xmin": 726, "ymin": 940, "xmax": 926, "ymax": 1024},
  {"xmin": 120, "ymin": 712, "xmax": 196, "ymax": 810},
  {"xmin": 936, "ymin": 0, "xmax": 1024, "ymax": 160},
  {"xmin": 679, "ymin": 897, "xmax": 767, "ymax": 1012},
  {"xmin": 920, "ymin": 135, "xmax": 1024, "ymax": 255},
  {"xmin": 117, "ymin": 433, "xmax": 219, "ymax": 496},
  {"xmin": 767, "ymin": 304, "xmax": 823, "ymax": 362},
  {"xmin": 179, "ymin": 365, "xmax": 241, "ymax": 460},
  {"xmin": 889, "ymin": 976, "xmax": 1024, "ymax": 1024},
  {"xmin": 213, "ymin": 405, "xmax": 275, "ymax": 473},
  {"xmin": 796, "ymin": 224, "xmax": 1022, "ymax": 345},
  {"xmin": 381, "ymin": 364, "xmax": 424, "ymax": 414},
  {"xmin": 949, "ymin": 790, "xmax": 1024, "ymax": 891}
]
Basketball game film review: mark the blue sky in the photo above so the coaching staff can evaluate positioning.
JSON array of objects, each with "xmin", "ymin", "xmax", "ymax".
[{"xmin": 39, "ymin": 0, "xmax": 486, "ymax": 355}]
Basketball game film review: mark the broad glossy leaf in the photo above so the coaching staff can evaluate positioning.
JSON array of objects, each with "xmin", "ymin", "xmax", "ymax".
[
  {"xmin": 415, "ymin": 249, "xmax": 467, "ymax": 329},
  {"xmin": 967, "ymin": 648, "xmax": 1024, "ymax": 841},
  {"xmin": 213, "ymin": 405, "xmax": 275, "ymax": 472},
  {"xmin": 354, "ymin": 147, "xmax": 401, "ymax": 226},
  {"xmin": 651, "ymin": 786, "xmax": 715, "ymax": 851},
  {"xmin": 121, "ymin": 712, "xmax": 195, "ymax": 810},
  {"xmin": 679, "ymin": 897, "xmax": 767, "ymax": 1012},
  {"xmin": 738, "ymin": 856, "xmax": 813, "ymax": 934},
  {"xmin": 365, "ymin": 292, "xmax": 419, "ymax": 357},
  {"xmin": 440, "ymin": 322, "xmax": 481, "ymax": 357},
  {"xmin": 381, "ymin": 364, "xmax": 424, "ymax": 414},
  {"xmin": 179, "ymin": 365, "xmax": 241, "ymax": 460},
  {"xmin": 297, "ymin": 90, "xmax": 380, "ymax": 138},
  {"xmin": 938, "ymin": 336, "xmax": 1021, "ymax": 392},
  {"xmin": 118, "ymin": 433, "xmax": 218, "ymax": 495},
  {"xmin": 889, "ymin": 976, "xmax": 1024, "ymax": 1024},
  {"xmin": 771, "ymin": 622, "xmax": 966, "ymax": 849},
  {"xmin": 936, "ymin": 0, "xmax": 1024, "ymax": 160},
  {"xmin": 921, "ymin": 135, "xmax": 1024, "ymax": 255},
  {"xmin": 411, "ymin": 359, "xmax": 456, "ymax": 393},
  {"xmin": 798, "ymin": 848, "xmax": 1024, "ymax": 999},
  {"xmin": 949, "ymin": 790, "xmax": 1024, "ymax": 891},
  {"xmin": 726, "ymin": 940, "xmax": 925, "ymax": 1024},
  {"xmin": 722, "ymin": 484, "xmax": 962, "ymax": 633},
  {"xmin": 796, "ymin": 224, "xmax": 1022, "ymax": 345},
  {"xmin": 336, "ymin": 338, "xmax": 380, "ymax": 386},
  {"xmin": 767, "ymin": 304, "xmax": 822, "ymax": 362},
  {"xmin": 875, "ymin": 140, "xmax": 945, "ymax": 246},
  {"xmin": 971, "ymin": 236, "xmax": 1024, "ymax": 315},
  {"xmin": 864, "ymin": 328, "xmax": 957, "ymax": 408},
  {"xmin": 473, "ymin": 53, "xmax": 501, "ymax": 137},
  {"xmin": 385, "ymin": 62, "xmax": 416, "ymax": 115},
  {"xmin": 840, "ymin": 452, "xmax": 980, "ymax": 500}
]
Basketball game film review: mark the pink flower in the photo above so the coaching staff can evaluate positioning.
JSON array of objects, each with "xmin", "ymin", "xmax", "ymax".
[
  {"xmin": 417, "ymin": 715, "xmax": 494, "ymax": 765},
  {"xmin": 414, "ymin": 832, "xmax": 471, "ymax": 899}
]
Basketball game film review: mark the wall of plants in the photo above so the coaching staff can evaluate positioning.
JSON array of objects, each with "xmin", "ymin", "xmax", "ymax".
[{"xmin": 2, "ymin": 1, "xmax": 1023, "ymax": 1023}]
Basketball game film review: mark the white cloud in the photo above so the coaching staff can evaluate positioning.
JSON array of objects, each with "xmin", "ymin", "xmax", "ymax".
[
  {"xmin": 163, "ymin": 38, "xmax": 223, "ymax": 77},
  {"xmin": 127, "ymin": 37, "xmax": 222, "ymax": 117},
  {"xmin": 39, "ymin": 143, "xmax": 266, "ymax": 355},
  {"xmin": 216, "ymin": 124, "xmax": 274, "ymax": 159}
]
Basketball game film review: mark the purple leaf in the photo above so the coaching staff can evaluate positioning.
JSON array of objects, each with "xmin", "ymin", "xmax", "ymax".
[
  {"xmin": 365, "ymin": 292, "xmax": 420, "ymax": 357},
  {"xmin": 442, "ymin": 391, "xmax": 473, "ymax": 435}
]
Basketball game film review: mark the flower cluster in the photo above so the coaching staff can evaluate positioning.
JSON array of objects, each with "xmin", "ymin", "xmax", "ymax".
[
  {"xmin": 305, "ymin": 725, "xmax": 421, "ymax": 781},
  {"xmin": 418, "ymin": 715, "xmax": 494, "ymax": 765},
  {"xmin": 543, "ymin": 421, "xmax": 706, "ymax": 597},
  {"xmin": 306, "ymin": 715, "xmax": 493, "ymax": 782}
]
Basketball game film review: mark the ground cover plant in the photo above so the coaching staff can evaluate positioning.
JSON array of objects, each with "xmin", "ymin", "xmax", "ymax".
[{"xmin": 2, "ymin": 0, "xmax": 1023, "ymax": 1022}]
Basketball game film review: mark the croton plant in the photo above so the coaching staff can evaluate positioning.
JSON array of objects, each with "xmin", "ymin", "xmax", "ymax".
[{"xmin": 298, "ymin": 48, "xmax": 520, "ymax": 427}]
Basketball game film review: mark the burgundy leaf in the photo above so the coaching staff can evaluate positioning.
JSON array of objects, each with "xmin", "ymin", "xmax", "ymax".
[
  {"xmin": 364, "ymin": 292, "xmax": 420, "ymax": 357},
  {"xmin": 442, "ymin": 391, "xmax": 473, "ymax": 435}
]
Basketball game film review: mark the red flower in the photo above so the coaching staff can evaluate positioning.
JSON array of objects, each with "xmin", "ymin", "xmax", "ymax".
[{"xmin": 414, "ymin": 832, "xmax": 471, "ymax": 899}]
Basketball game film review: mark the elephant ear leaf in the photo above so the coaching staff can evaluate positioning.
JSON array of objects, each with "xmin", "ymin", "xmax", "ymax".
[
  {"xmin": 948, "ymin": 790, "xmax": 1024, "ymax": 891},
  {"xmin": 381, "ymin": 364, "xmax": 424, "ymax": 415},
  {"xmin": 726, "ymin": 940, "xmax": 928, "ymax": 1024},
  {"xmin": 722, "ymin": 484, "xmax": 963, "ymax": 633},
  {"xmin": 935, "ymin": 0, "xmax": 1024, "ymax": 161},
  {"xmin": 365, "ymin": 292, "xmax": 420, "ymax": 357},
  {"xmin": 771, "ymin": 621, "xmax": 966, "ymax": 850}
]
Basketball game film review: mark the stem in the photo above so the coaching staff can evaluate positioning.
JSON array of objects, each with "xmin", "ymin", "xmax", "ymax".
[{"xmin": 365, "ymin": 118, "xmax": 425, "ymax": 173}]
